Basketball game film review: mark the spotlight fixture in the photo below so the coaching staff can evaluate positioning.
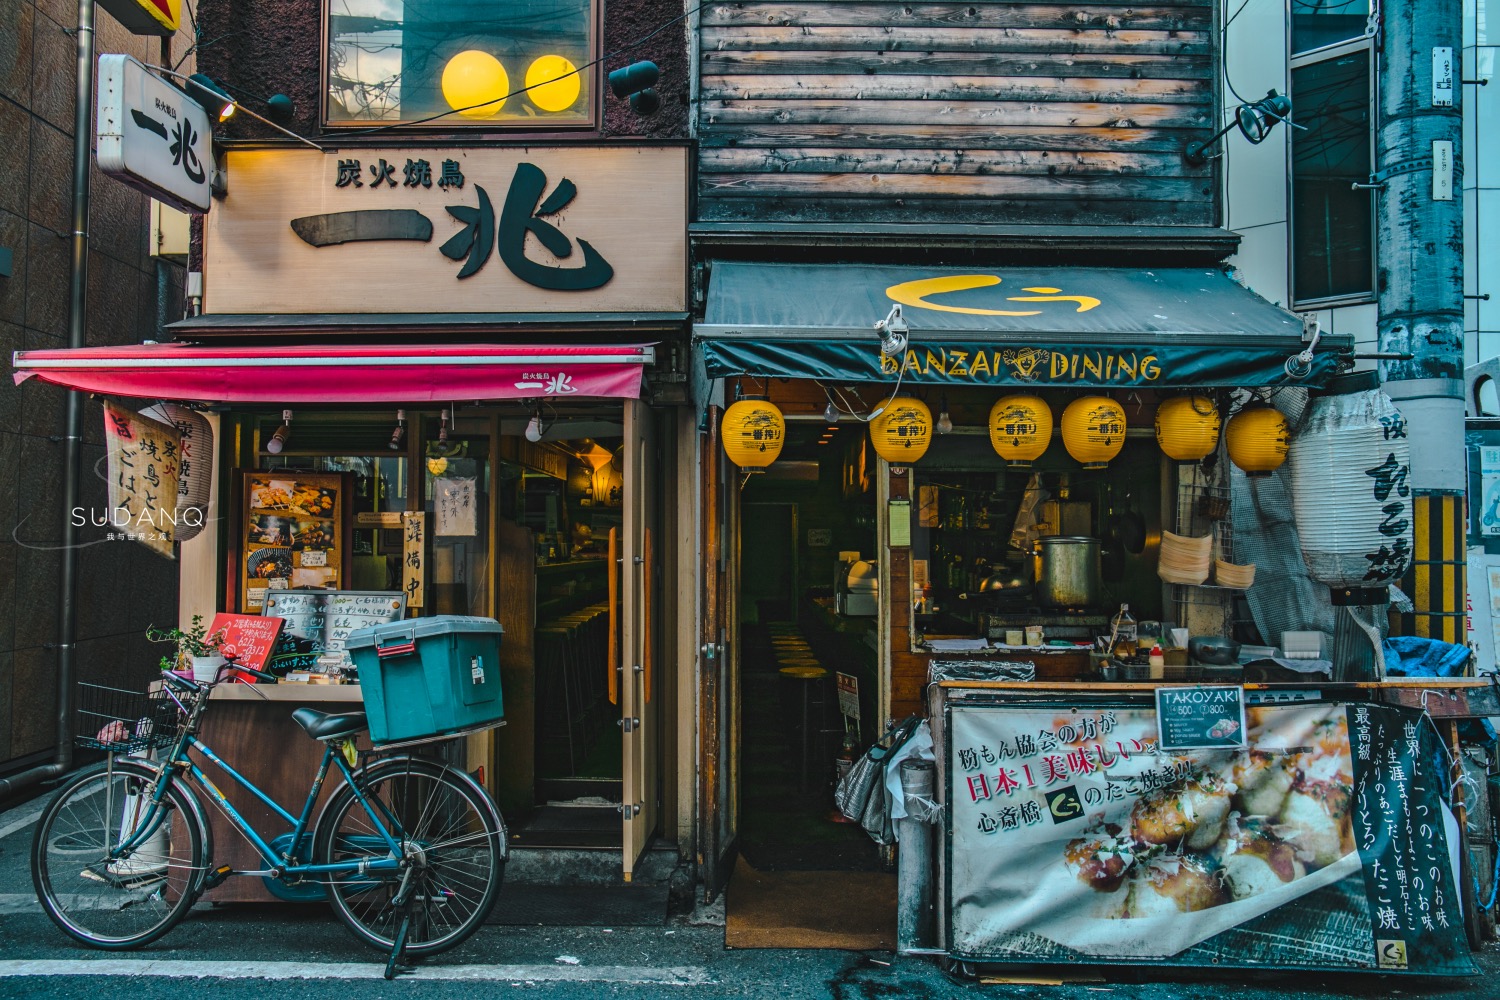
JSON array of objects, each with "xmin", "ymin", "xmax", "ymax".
[
  {"xmin": 266, "ymin": 409, "xmax": 292, "ymax": 454},
  {"xmin": 936, "ymin": 396, "xmax": 953, "ymax": 435},
  {"xmin": 439, "ymin": 409, "xmax": 450, "ymax": 444},
  {"xmin": 524, "ymin": 410, "xmax": 545, "ymax": 443},
  {"xmin": 187, "ymin": 73, "xmax": 235, "ymax": 121},
  {"xmin": 875, "ymin": 304, "xmax": 909, "ymax": 358},
  {"xmin": 1184, "ymin": 90, "xmax": 1296, "ymax": 165},
  {"xmin": 388, "ymin": 409, "xmax": 405, "ymax": 451},
  {"xmin": 607, "ymin": 60, "xmax": 661, "ymax": 115}
]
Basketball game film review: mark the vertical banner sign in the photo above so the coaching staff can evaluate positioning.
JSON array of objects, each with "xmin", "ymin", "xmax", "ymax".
[
  {"xmin": 402, "ymin": 511, "xmax": 426, "ymax": 608},
  {"xmin": 944, "ymin": 702, "xmax": 1471, "ymax": 972},
  {"xmin": 104, "ymin": 402, "xmax": 182, "ymax": 559},
  {"xmin": 434, "ymin": 477, "xmax": 477, "ymax": 536}
]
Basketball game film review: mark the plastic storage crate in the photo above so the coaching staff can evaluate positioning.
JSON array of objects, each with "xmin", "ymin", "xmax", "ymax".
[{"xmin": 347, "ymin": 616, "xmax": 504, "ymax": 745}]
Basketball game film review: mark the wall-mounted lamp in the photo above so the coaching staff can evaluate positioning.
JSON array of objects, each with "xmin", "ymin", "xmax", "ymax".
[
  {"xmin": 160, "ymin": 68, "xmax": 320, "ymax": 150},
  {"xmin": 388, "ymin": 409, "xmax": 405, "ymax": 451},
  {"xmin": 875, "ymin": 303, "xmax": 909, "ymax": 358},
  {"xmin": 187, "ymin": 73, "xmax": 235, "ymax": 121},
  {"xmin": 266, "ymin": 409, "xmax": 292, "ymax": 454},
  {"xmin": 524, "ymin": 409, "xmax": 546, "ymax": 443},
  {"xmin": 607, "ymin": 60, "xmax": 660, "ymax": 115},
  {"xmin": 1184, "ymin": 90, "xmax": 1296, "ymax": 165},
  {"xmin": 438, "ymin": 408, "xmax": 450, "ymax": 444}
]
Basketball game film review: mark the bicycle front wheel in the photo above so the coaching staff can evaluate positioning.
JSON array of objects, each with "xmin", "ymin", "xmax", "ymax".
[
  {"xmin": 32, "ymin": 759, "xmax": 205, "ymax": 949},
  {"xmin": 315, "ymin": 756, "xmax": 504, "ymax": 957}
]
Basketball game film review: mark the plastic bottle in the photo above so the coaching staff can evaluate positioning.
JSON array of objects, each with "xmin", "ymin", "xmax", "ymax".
[{"xmin": 1148, "ymin": 643, "xmax": 1165, "ymax": 679}]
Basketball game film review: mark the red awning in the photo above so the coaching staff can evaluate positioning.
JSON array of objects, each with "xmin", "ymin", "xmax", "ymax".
[{"xmin": 11, "ymin": 342, "xmax": 654, "ymax": 403}]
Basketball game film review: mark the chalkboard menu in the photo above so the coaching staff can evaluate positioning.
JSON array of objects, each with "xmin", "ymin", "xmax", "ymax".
[
  {"xmin": 1154, "ymin": 685, "xmax": 1248, "ymax": 751},
  {"xmin": 262, "ymin": 590, "xmax": 405, "ymax": 674}
]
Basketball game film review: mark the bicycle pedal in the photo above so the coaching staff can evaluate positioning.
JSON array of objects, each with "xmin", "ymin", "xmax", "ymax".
[{"xmin": 201, "ymin": 864, "xmax": 234, "ymax": 890}]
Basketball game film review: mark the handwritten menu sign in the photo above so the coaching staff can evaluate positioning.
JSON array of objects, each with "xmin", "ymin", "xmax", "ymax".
[
  {"xmin": 104, "ymin": 402, "xmax": 182, "ymax": 559},
  {"xmin": 208, "ymin": 613, "xmax": 285, "ymax": 678},
  {"xmin": 435, "ymin": 477, "xmax": 477, "ymax": 536},
  {"xmin": 262, "ymin": 590, "xmax": 405, "ymax": 674},
  {"xmin": 241, "ymin": 471, "xmax": 347, "ymax": 612},
  {"xmin": 403, "ymin": 511, "xmax": 426, "ymax": 608}
]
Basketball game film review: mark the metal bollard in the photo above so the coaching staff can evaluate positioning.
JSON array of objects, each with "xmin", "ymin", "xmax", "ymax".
[{"xmin": 896, "ymin": 758, "xmax": 937, "ymax": 953}]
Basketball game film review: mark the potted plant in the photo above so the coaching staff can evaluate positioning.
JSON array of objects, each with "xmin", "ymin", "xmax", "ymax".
[{"xmin": 147, "ymin": 616, "xmax": 228, "ymax": 682}]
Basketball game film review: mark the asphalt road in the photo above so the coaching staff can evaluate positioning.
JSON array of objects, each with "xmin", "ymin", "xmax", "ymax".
[{"xmin": 2, "ymin": 788, "xmax": 1497, "ymax": 999}]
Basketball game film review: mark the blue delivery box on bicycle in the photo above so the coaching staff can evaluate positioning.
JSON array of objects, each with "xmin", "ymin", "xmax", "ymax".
[{"xmin": 346, "ymin": 615, "xmax": 504, "ymax": 745}]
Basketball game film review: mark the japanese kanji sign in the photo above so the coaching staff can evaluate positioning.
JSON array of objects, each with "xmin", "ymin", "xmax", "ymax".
[
  {"xmin": 402, "ymin": 511, "xmax": 426, "ymax": 609},
  {"xmin": 943, "ymin": 701, "xmax": 1470, "ymax": 973},
  {"xmin": 434, "ymin": 477, "xmax": 477, "ymax": 537},
  {"xmin": 104, "ymin": 402, "xmax": 182, "ymax": 559},
  {"xmin": 97, "ymin": 55, "xmax": 212, "ymax": 213},
  {"xmin": 204, "ymin": 147, "xmax": 687, "ymax": 315}
]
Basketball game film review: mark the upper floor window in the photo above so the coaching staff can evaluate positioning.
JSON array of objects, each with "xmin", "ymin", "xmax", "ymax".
[
  {"xmin": 325, "ymin": 0, "xmax": 597, "ymax": 128},
  {"xmin": 1292, "ymin": 0, "xmax": 1371, "ymax": 56},
  {"xmin": 1290, "ymin": 39, "xmax": 1376, "ymax": 307}
]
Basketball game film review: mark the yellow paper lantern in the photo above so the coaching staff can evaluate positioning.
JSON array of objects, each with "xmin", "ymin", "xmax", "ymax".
[
  {"xmin": 1061, "ymin": 396, "xmax": 1126, "ymax": 470},
  {"xmin": 1155, "ymin": 395, "xmax": 1221, "ymax": 461},
  {"xmin": 869, "ymin": 397, "xmax": 933, "ymax": 464},
  {"xmin": 526, "ymin": 55, "xmax": 582, "ymax": 112},
  {"xmin": 1226, "ymin": 405, "xmax": 1290, "ymax": 476},
  {"xmin": 988, "ymin": 395, "xmax": 1052, "ymax": 467},
  {"xmin": 442, "ymin": 50, "xmax": 508, "ymax": 118},
  {"xmin": 721, "ymin": 398, "xmax": 786, "ymax": 470}
]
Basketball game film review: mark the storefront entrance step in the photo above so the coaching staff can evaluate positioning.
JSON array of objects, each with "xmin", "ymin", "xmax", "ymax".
[
  {"xmin": 505, "ymin": 842, "xmax": 680, "ymax": 888},
  {"xmin": 485, "ymin": 882, "xmax": 669, "ymax": 927}
]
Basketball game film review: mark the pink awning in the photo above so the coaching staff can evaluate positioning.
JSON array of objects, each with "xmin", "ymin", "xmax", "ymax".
[{"xmin": 12, "ymin": 342, "xmax": 653, "ymax": 403}]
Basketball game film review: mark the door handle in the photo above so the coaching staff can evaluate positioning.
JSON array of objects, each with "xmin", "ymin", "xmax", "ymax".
[{"xmin": 618, "ymin": 717, "xmax": 640, "ymax": 732}]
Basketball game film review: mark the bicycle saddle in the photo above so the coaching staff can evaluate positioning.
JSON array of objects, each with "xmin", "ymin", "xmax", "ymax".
[{"xmin": 291, "ymin": 707, "xmax": 369, "ymax": 741}]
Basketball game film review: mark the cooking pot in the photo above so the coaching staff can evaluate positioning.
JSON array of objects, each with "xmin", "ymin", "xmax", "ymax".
[{"xmin": 1035, "ymin": 536, "xmax": 1102, "ymax": 609}]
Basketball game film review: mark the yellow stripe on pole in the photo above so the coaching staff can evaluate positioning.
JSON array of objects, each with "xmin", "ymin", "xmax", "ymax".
[{"xmin": 1407, "ymin": 493, "xmax": 1465, "ymax": 642}]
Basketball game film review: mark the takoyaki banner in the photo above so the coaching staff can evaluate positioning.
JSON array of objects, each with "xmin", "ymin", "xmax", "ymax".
[
  {"xmin": 697, "ymin": 262, "xmax": 1350, "ymax": 389},
  {"xmin": 943, "ymin": 701, "xmax": 1473, "ymax": 973}
]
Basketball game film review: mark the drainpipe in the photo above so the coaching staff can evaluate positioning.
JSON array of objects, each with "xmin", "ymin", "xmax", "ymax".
[
  {"xmin": 0, "ymin": 0, "xmax": 93, "ymax": 800},
  {"xmin": 1374, "ymin": 1, "xmax": 1467, "ymax": 643}
]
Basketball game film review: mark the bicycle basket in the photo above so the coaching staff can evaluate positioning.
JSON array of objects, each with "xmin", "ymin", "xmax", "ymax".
[{"xmin": 75, "ymin": 683, "xmax": 182, "ymax": 752}]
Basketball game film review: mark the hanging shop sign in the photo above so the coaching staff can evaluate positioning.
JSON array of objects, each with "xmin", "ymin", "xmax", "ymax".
[
  {"xmin": 98, "ymin": 0, "xmax": 181, "ymax": 35},
  {"xmin": 988, "ymin": 395, "xmax": 1052, "ymax": 467},
  {"xmin": 97, "ymin": 55, "xmax": 212, "ymax": 213},
  {"xmin": 721, "ymin": 398, "xmax": 786, "ymax": 470},
  {"xmin": 869, "ymin": 397, "xmax": 933, "ymax": 464},
  {"xmin": 942, "ymin": 700, "xmax": 1472, "ymax": 973},
  {"xmin": 103, "ymin": 402, "xmax": 183, "ymax": 559},
  {"xmin": 1061, "ymin": 396, "xmax": 1126, "ymax": 470},
  {"xmin": 204, "ymin": 146, "xmax": 688, "ymax": 315}
]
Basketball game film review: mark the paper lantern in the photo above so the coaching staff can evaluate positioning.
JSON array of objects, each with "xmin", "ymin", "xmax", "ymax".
[
  {"xmin": 1287, "ymin": 380, "xmax": 1411, "ymax": 588},
  {"xmin": 721, "ymin": 398, "xmax": 785, "ymax": 470},
  {"xmin": 140, "ymin": 402, "xmax": 212, "ymax": 542},
  {"xmin": 988, "ymin": 395, "xmax": 1052, "ymax": 467},
  {"xmin": 1226, "ymin": 405, "xmax": 1290, "ymax": 476},
  {"xmin": 868, "ymin": 397, "xmax": 933, "ymax": 464},
  {"xmin": 1061, "ymin": 396, "xmax": 1126, "ymax": 470},
  {"xmin": 1155, "ymin": 395, "xmax": 1221, "ymax": 461}
]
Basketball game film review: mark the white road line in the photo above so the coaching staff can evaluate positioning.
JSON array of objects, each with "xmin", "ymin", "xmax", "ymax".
[{"xmin": 0, "ymin": 959, "xmax": 715, "ymax": 985}]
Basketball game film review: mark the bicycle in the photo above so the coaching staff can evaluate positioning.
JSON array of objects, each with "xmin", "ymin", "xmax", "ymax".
[{"xmin": 31, "ymin": 663, "xmax": 507, "ymax": 978}]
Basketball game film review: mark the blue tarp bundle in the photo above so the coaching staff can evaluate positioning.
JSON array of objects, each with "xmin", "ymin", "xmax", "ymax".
[{"xmin": 1382, "ymin": 636, "xmax": 1473, "ymax": 678}]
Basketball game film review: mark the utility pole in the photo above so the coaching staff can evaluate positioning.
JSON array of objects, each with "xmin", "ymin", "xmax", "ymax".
[{"xmin": 1375, "ymin": 1, "xmax": 1466, "ymax": 643}]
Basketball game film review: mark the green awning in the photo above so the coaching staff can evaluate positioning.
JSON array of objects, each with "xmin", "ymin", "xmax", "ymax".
[{"xmin": 696, "ymin": 262, "xmax": 1348, "ymax": 389}]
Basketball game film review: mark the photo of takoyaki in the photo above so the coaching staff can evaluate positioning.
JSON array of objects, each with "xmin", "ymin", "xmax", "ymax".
[
  {"xmin": 1230, "ymin": 750, "xmax": 1295, "ymax": 817},
  {"xmin": 1131, "ymin": 771, "xmax": 1235, "ymax": 851},
  {"xmin": 1214, "ymin": 815, "xmax": 1306, "ymax": 900},
  {"xmin": 247, "ymin": 515, "xmax": 294, "ymax": 546},
  {"xmin": 247, "ymin": 547, "xmax": 293, "ymax": 581},
  {"xmin": 291, "ymin": 519, "xmax": 335, "ymax": 551},
  {"xmin": 1277, "ymin": 776, "xmax": 1354, "ymax": 868},
  {"xmin": 1122, "ymin": 856, "xmax": 1229, "ymax": 918},
  {"xmin": 1064, "ymin": 823, "xmax": 1139, "ymax": 893}
]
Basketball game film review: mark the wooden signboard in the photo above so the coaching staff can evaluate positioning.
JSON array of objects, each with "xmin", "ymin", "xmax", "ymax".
[
  {"xmin": 239, "ymin": 471, "xmax": 351, "ymax": 613},
  {"xmin": 261, "ymin": 590, "xmax": 405, "ymax": 674},
  {"xmin": 104, "ymin": 402, "xmax": 182, "ymax": 559},
  {"xmin": 207, "ymin": 613, "xmax": 285, "ymax": 680}
]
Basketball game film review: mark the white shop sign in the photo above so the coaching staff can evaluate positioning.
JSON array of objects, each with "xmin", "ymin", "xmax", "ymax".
[{"xmin": 97, "ymin": 54, "xmax": 213, "ymax": 214}]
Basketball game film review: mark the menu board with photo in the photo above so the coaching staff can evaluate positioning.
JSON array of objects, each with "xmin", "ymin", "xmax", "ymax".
[{"xmin": 239, "ymin": 472, "xmax": 351, "ymax": 613}]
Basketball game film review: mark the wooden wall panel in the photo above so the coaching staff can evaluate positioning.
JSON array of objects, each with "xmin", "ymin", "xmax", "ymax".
[{"xmin": 695, "ymin": 1, "xmax": 1218, "ymax": 228}]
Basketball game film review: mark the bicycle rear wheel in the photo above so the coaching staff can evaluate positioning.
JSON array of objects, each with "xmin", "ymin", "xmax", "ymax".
[
  {"xmin": 32, "ymin": 759, "xmax": 205, "ymax": 949},
  {"xmin": 315, "ymin": 756, "xmax": 504, "ymax": 956}
]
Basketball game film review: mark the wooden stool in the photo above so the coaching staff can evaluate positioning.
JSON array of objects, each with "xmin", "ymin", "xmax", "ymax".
[{"xmin": 779, "ymin": 664, "xmax": 829, "ymax": 793}]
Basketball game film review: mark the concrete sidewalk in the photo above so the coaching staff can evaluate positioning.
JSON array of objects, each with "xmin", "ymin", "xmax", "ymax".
[{"xmin": 2, "ymin": 785, "xmax": 1496, "ymax": 998}]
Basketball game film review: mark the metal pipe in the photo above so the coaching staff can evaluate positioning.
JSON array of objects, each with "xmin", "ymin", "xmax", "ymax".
[
  {"xmin": 0, "ymin": 0, "xmax": 93, "ymax": 802},
  {"xmin": 896, "ymin": 758, "xmax": 937, "ymax": 953}
]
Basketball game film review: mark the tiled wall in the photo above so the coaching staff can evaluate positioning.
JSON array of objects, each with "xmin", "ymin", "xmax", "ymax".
[{"xmin": 0, "ymin": 1, "xmax": 179, "ymax": 772}]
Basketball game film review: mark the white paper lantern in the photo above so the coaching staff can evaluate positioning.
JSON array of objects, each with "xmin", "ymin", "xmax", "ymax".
[
  {"xmin": 140, "ymin": 403, "xmax": 213, "ymax": 542},
  {"xmin": 1286, "ymin": 380, "xmax": 1411, "ymax": 589}
]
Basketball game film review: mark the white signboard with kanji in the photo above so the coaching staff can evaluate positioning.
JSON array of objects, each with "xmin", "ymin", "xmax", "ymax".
[{"xmin": 97, "ymin": 54, "xmax": 213, "ymax": 213}]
